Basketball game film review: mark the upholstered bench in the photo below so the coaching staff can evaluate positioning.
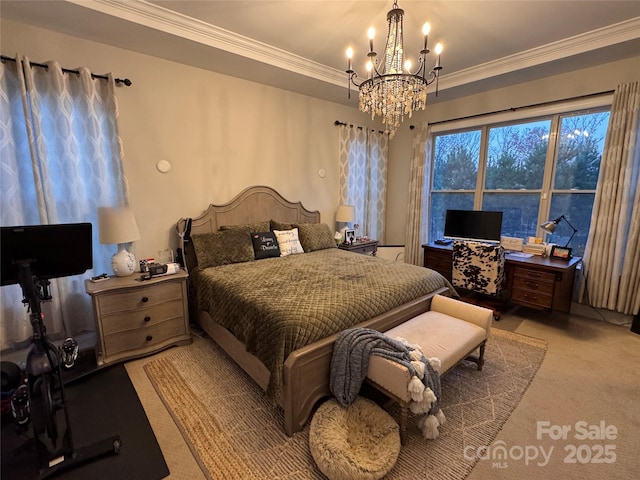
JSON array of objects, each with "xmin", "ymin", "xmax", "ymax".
[{"xmin": 366, "ymin": 294, "xmax": 493, "ymax": 443}]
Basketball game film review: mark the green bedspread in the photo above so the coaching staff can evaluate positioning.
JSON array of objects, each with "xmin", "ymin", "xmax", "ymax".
[{"xmin": 192, "ymin": 248, "xmax": 453, "ymax": 402}]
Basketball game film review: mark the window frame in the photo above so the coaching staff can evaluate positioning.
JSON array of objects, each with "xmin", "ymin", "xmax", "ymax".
[{"xmin": 427, "ymin": 95, "xmax": 612, "ymax": 254}]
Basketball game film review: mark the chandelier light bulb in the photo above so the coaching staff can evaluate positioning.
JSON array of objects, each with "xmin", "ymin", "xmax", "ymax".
[
  {"xmin": 404, "ymin": 59, "xmax": 412, "ymax": 72},
  {"xmin": 435, "ymin": 43, "xmax": 443, "ymax": 55},
  {"xmin": 422, "ymin": 22, "xmax": 431, "ymax": 36},
  {"xmin": 346, "ymin": 47, "xmax": 353, "ymax": 59}
]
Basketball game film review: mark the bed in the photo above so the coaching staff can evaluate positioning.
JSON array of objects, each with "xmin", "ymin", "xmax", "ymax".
[{"xmin": 182, "ymin": 185, "xmax": 453, "ymax": 435}]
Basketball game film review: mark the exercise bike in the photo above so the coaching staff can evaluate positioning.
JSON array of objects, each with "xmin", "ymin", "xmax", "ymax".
[{"xmin": 2, "ymin": 223, "xmax": 121, "ymax": 479}]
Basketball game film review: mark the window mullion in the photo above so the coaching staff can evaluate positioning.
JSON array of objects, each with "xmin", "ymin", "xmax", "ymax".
[{"xmin": 476, "ymin": 126, "xmax": 489, "ymax": 208}]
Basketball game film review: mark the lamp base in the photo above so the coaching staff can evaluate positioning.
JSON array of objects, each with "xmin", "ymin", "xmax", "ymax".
[{"xmin": 111, "ymin": 245, "xmax": 136, "ymax": 277}]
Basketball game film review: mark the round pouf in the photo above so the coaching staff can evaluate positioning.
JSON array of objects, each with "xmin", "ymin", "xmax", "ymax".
[{"xmin": 309, "ymin": 396, "xmax": 400, "ymax": 480}]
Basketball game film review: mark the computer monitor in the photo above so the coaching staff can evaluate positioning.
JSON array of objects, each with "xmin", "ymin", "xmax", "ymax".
[
  {"xmin": 444, "ymin": 209, "xmax": 503, "ymax": 243},
  {"xmin": 1, "ymin": 223, "xmax": 93, "ymax": 286}
]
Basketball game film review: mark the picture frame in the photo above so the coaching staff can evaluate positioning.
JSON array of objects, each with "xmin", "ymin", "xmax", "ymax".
[
  {"xmin": 344, "ymin": 229, "xmax": 356, "ymax": 245},
  {"xmin": 550, "ymin": 245, "xmax": 572, "ymax": 260}
]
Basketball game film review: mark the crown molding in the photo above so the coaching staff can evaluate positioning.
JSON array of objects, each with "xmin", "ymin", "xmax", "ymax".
[
  {"xmin": 440, "ymin": 17, "xmax": 640, "ymax": 91},
  {"xmin": 67, "ymin": 0, "xmax": 346, "ymax": 85},
  {"xmin": 67, "ymin": 1, "xmax": 639, "ymax": 93}
]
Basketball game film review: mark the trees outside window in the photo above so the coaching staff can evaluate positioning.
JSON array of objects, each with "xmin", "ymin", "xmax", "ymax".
[{"xmin": 429, "ymin": 110, "xmax": 610, "ymax": 256}]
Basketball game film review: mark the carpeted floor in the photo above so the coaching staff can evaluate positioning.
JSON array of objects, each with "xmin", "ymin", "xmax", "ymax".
[{"xmin": 143, "ymin": 329, "xmax": 546, "ymax": 479}]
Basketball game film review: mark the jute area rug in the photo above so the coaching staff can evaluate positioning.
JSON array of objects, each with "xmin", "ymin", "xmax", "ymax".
[{"xmin": 144, "ymin": 328, "xmax": 546, "ymax": 480}]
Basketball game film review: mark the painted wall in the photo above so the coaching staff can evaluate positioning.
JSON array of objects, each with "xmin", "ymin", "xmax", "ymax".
[
  {"xmin": 2, "ymin": 18, "xmax": 639, "ymax": 255},
  {"xmin": 1, "ymin": 18, "xmax": 377, "ymax": 260},
  {"xmin": 386, "ymin": 55, "xmax": 640, "ymax": 244}
]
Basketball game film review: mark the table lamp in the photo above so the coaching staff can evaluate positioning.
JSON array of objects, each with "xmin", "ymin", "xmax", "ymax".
[
  {"xmin": 98, "ymin": 206, "xmax": 141, "ymax": 276},
  {"xmin": 540, "ymin": 215, "xmax": 578, "ymax": 247},
  {"xmin": 336, "ymin": 205, "xmax": 355, "ymax": 243}
]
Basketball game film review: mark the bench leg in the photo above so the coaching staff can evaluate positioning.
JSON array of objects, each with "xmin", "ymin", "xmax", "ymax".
[
  {"xmin": 464, "ymin": 340, "xmax": 486, "ymax": 371},
  {"xmin": 399, "ymin": 402, "xmax": 408, "ymax": 445}
]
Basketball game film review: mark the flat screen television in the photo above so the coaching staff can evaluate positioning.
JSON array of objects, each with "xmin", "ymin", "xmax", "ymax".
[
  {"xmin": 444, "ymin": 209, "xmax": 503, "ymax": 243},
  {"xmin": 0, "ymin": 223, "xmax": 93, "ymax": 286}
]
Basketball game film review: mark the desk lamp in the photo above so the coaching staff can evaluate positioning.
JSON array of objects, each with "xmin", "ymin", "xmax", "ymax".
[
  {"xmin": 540, "ymin": 215, "xmax": 578, "ymax": 247},
  {"xmin": 98, "ymin": 206, "xmax": 141, "ymax": 276}
]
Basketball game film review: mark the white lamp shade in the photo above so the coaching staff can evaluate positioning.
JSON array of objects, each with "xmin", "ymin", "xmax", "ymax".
[
  {"xmin": 98, "ymin": 206, "xmax": 140, "ymax": 276},
  {"xmin": 336, "ymin": 205, "xmax": 355, "ymax": 223},
  {"xmin": 98, "ymin": 206, "xmax": 141, "ymax": 245}
]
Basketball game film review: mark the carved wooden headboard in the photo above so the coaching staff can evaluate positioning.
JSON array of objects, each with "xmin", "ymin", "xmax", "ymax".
[{"xmin": 183, "ymin": 185, "xmax": 320, "ymax": 272}]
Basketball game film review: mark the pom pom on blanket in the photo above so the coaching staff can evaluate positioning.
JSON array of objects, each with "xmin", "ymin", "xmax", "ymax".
[
  {"xmin": 428, "ymin": 357, "xmax": 441, "ymax": 371},
  {"xmin": 411, "ymin": 360, "xmax": 426, "ymax": 379},
  {"xmin": 420, "ymin": 414, "xmax": 441, "ymax": 439},
  {"xmin": 409, "ymin": 350, "xmax": 423, "ymax": 362},
  {"xmin": 408, "ymin": 376, "xmax": 425, "ymax": 402}
]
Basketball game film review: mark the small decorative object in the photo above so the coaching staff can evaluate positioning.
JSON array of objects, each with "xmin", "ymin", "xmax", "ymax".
[
  {"xmin": 334, "ymin": 231, "xmax": 343, "ymax": 246},
  {"xmin": 345, "ymin": 229, "xmax": 356, "ymax": 245},
  {"xmin": 550, "ymin": 245, "xmax": 572, "ymax": 260}
]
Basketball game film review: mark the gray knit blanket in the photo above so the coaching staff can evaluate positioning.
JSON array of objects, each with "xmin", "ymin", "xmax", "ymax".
[{"xmin": 329, "ymin": 327, "xmax": 445, "ymax": 439}]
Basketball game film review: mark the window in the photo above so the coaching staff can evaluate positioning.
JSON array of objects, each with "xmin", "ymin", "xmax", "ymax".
[{"xmin": 429, "ymin": 108, "xmax": 611, "ymax": 256}]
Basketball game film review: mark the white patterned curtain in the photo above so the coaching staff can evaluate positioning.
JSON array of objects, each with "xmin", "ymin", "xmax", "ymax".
[
  {"xmin": 338, "ymin": 124, "xmax": 388, "ymax": 242},
  {"xmin": 581, "ymin": 81, "xmax": 640, "ymax": 315},
  {"xmin": 0, "ymin": 55, "xmax": 129, "ymax": 349},
  {"xmin": 404, "ymin": 122, "xmax": 433, "ymax": 265}
]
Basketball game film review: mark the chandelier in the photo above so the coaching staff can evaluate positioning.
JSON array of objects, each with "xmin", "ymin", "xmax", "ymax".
[{"xmin": 346, "ymin": 0, "xmax": 443, "ymax": 138}]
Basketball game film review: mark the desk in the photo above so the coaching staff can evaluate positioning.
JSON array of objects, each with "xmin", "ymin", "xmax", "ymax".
[{"xmin": 422, "ymin": 243, "xmax": 581, "ymax": 313}]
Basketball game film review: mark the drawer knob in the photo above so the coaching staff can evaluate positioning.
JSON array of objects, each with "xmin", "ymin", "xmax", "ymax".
[
  {"xmin": 144, "ymin": 316, "xmax": 151, "ymax": 322},
  {"xmin": 141, "ymin": 296, "xmax": 149, "ymax": 303},
  {"xmin": 145, "ymin": 335, "xmax": 153, "ymax": 342},
  {"xmin": 526, "ymin": 281, "xmax": 540, "ymax": 289}
]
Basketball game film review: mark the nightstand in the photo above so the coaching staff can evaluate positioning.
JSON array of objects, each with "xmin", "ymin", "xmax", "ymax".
[
  {"xmin": 338, "ymin": 239, "xmax": 378, "ymax": 256},
  {"xmin": 85, "ymin": 269, "xmax": 191, "ymax": 366}
]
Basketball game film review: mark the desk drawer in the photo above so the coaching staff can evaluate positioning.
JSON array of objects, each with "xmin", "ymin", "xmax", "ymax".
[
  {"xmin": 512, "ymin": 275, "xmax": 555, "ymax": 295},
  {"xmin": 513, "ymin": 268, "xmax": 555, "ymax": 283},
  {"xmin": 511, "ymin": 287, "xmax": 554, "ymax": 309}
]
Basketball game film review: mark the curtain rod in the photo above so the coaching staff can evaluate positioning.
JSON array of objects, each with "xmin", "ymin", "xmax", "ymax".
[
  {"xmin": 0, "ymin": 55, "xmax": 132, "ymax": 86},
  {"xmin": 416, "ymin": 89, "xmax": 614, "ymax": 128},
  {"xmin": 334, "ymin": 120, "xmax": 386, "ymax": 135}
]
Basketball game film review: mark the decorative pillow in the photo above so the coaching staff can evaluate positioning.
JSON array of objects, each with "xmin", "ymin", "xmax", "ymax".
[
  {"xmin": 298, "ymin": 223, "xmax": 337, "ymax": 252},
  {"xmin": 251, "ymin": 231, "xmax": 281, "ymax": 259},
  {"xmin": 220, "ymin": 221, "xmax": 271, "ymax": 234},
  {"xmin": 270, "ymin": 219, "xmax": 297, "ymax": 231},
  {"xmin": 273, "ymin": 228, "xmax": 305, "ymax": 256},
  {"xmin": 191, "ymin": 229, "xmax": 254, "ymax": 268}
]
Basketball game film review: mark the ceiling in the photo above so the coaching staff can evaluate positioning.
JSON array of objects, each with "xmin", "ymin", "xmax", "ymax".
[{"xmin": 2, "ymin": 0, "xmax": 639, "ymax": 106}]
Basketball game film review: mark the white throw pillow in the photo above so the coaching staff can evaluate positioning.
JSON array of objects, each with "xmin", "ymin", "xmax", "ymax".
[{"xmin": 273, "ymin": 228, "xmax": 305, "ymax": 256}]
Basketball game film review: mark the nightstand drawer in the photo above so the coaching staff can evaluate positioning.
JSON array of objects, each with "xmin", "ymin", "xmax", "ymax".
[
  {"xmin": 98, "ymin": 281, "xmax": 183, "ymax": 315},
  {"xmin": 103, "ymin": 319, "xmax": 186, "ymax": 357},
  {"xmin": 101, "ymin": 299, "xmax": 185, "ymax": 336}
]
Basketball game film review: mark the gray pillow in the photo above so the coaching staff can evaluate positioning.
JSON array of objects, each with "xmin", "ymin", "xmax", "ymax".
[
  {"xmin": 192, "ymin": 229, "xmax": 254, "ymax": 268},
  {"xmin": 298, "ymin": 223, "xmax": 337, "ymax": 252},
  {"xmin": 270, "ymin": 219, "xmax": 297, "ymax": 231}
]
